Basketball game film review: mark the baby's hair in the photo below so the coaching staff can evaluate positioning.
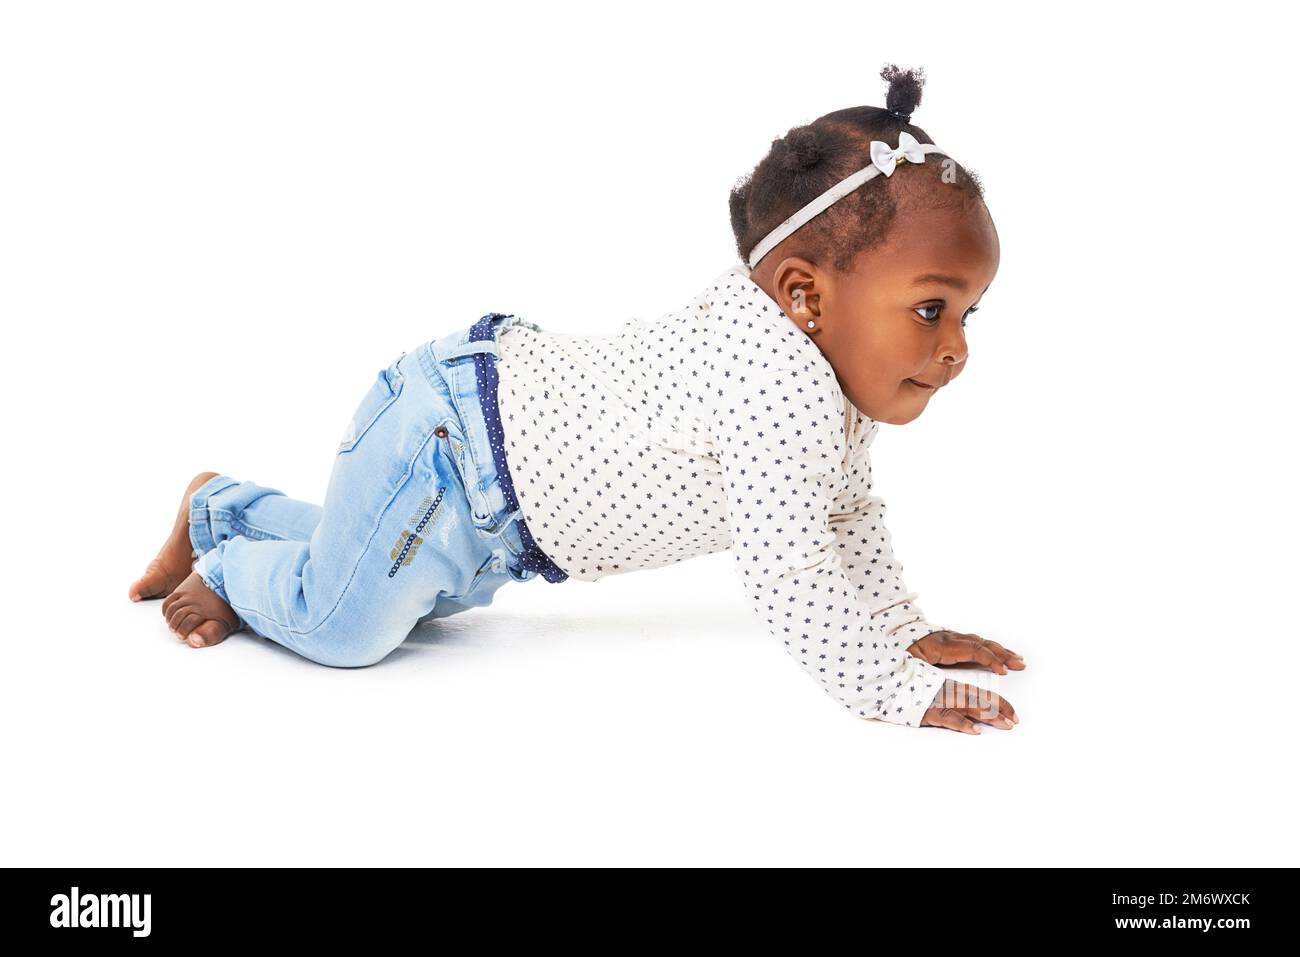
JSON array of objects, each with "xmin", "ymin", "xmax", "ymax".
[{"xmin": 729, "ymin": 64, "xmax": 986, "ymax": 275}]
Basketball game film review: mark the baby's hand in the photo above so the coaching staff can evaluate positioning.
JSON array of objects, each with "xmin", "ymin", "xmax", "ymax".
[
  {"xmin": 921, "ymin": 679, "xmax": 1018, "ymax": 734},
  {"xmin": 908, "ymin": 629, "xmax": 1025, "ymax": 675}
]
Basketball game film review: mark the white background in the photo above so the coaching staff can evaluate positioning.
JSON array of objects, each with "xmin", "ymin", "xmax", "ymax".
[{"xmin": 2, "ymin": 0, "xmax": 1295, "ymax": 866}]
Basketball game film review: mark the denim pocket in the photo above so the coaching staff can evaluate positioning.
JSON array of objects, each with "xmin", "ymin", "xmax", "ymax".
[
  {"xmin": 433, "ymin": 421, "xmax": 495, "ymax": 525},
  {"xmin": 337, "ymin": 352, "xmax": 406, "ymax": 454}
]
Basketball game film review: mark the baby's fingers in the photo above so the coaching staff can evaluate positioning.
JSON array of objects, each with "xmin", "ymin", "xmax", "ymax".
[
  {"xmin": 966, "ymin": 688, "xmax": 1017, "ymax": 729},
  {"xmin": 911, "ymin": 631, "xmax": 1026, "ymax": 673},
  {"xmin": 997, "ymin": 693, "xmax": 1020, "ymax": 726},
  {"xmin": 923, "ymin": 705, "xmax": 985, "ymax": 734},
  {"xmin": 955, "ymin": 633, "xmax": 1025, "ymax": 673},
  {"xmin": 926, "ymin": 680, "xmax": 1018, "ymax": 731},
  {"xmin": 980, "ymin": 637, "xmax": 1026, "ymax": 672}
]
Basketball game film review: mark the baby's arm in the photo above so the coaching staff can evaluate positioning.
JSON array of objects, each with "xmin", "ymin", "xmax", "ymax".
[
  {"xmin": 712, "ymin": 360, "xmax": 945, "ymax": 728},
  {"xmin": 831, "ymin": 414, "xmax": 1026, "ymax": 676}
]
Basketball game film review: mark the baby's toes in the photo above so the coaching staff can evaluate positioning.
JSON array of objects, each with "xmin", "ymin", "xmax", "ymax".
[
  {"xmin": 189, "ymin": 619, "xmax": 233, "ymax": 648},
  {"xmin": 129, "ymin": 559, "xmax": 169, "ymax": 602},
  {"xmin": 174, "ymin": 609, "xmax": 205, "ymax": 641},
  {"xmin": 161, "ymin": 587, "xmax": 190, "ymax": 622},
  {"xmin": 166, "ymin": 597, "xmax": 195, "ymax": 633}
]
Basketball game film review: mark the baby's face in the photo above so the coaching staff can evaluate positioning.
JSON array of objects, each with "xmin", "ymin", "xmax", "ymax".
[
  {"xmin": 759, "ymin": 200, "xmax": 1000, "ymax": 426},
  {"xmin": 824, "ymin": 202, "xmax": 999, "ymax": 424}
]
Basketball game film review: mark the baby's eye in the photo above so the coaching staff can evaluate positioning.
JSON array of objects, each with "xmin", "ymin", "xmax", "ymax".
[{"xmin": 915, "ymin": 304, "xmax": 979, "ymax": 327}]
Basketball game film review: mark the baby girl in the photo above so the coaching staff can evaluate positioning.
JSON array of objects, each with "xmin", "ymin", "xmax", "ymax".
[{"xmin": 128, "ymin": 64, "xmax": 1025, "ymax": 735}]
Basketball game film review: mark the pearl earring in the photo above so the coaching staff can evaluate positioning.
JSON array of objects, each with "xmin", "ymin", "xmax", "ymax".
[{"xmin": 806, "ymin": 320, "xmax": 816, "ymax": 329}]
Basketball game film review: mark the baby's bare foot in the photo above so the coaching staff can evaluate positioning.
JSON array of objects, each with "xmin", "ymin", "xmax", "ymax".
[
  {"xmin": 161, "ymin": 570, "xmax": 243, "ymax": 648},
  {"xmin": 128, "ymin": 471, "xmax": 220, "ymax": 602}
]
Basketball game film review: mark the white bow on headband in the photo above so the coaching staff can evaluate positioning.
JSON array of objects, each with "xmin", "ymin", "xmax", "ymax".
[
  {"xmin": 868, "ymin": 130, "xmax": 928, "ymax": 177},
  {"xmin": 745, "ymin": 131, "xmax": 953, "ymax": 270}
]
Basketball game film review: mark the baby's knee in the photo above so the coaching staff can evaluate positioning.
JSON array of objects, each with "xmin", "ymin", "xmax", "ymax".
[{"xmin": 298, "ymin": 619, "xmax": 408, "ymax": 668}]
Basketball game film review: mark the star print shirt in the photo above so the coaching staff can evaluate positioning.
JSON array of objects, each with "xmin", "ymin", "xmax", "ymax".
[{"xmin": 493, "ymin": 264, "xmax": 950, "ymax": 728}]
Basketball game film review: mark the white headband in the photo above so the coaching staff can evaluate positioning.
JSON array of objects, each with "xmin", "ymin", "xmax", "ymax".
[{"xmin": 746, "ymin": 131, "xmax": 952, "ymax": 270}]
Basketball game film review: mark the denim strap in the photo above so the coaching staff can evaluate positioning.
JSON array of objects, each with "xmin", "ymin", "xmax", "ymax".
[{"xmin": 438, "ymin": 338, "xmax": 498, "ymax": 362}]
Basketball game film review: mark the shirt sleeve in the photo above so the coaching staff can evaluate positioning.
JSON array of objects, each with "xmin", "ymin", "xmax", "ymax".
[
  {"xmin": 711, "ymin": 358, "xmax": 946, "ymax": 728},
  {"xmin": 831, "ymin": 410, "xmax": 952, "ymax": 654}
]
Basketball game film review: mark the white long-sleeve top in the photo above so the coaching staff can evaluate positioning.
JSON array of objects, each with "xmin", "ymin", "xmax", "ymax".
[{"xmin": 493, "ymin": 263, "xmax": 950, "ymax": 727}]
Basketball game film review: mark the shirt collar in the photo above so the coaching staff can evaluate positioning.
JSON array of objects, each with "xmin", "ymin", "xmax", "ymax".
[{"xmin": 700, "ymin": 262, "xmax": 846, "ymax": 415}]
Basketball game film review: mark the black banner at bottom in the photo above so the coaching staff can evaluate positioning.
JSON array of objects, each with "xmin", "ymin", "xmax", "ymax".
[{"xmin": 0, "ymin": 866, "xmax": 1288, "ymax": 946}]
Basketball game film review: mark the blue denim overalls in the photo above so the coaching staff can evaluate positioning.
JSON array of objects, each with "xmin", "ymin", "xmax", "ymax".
[{"xmin": 187, "ymin": 313, "xmax": 565, "ymax": 667}]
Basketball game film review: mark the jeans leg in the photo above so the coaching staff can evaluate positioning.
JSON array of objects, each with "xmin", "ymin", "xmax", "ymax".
[
  {"xmin": 417, "ymin": 566, "xmax": 516, "ymax": 622},
  {"xmin": 188, "ymin": 474, "xmax": 324, "ymax": 559},
  {"xmin": 191, "ymin": 349, "xmax": 502, "ymax": 667}
]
